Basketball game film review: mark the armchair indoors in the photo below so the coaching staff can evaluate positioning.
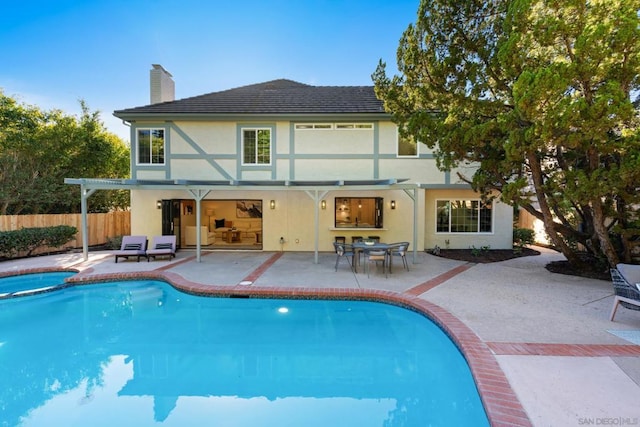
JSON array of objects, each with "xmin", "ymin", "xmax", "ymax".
[{"xmin": 185, "ymin": 226, "xmax": 215, "ymax": 246}]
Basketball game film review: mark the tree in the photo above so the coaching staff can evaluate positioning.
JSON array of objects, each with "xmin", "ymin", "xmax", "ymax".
[
  {"xmin": 373, "ymin": 0, "xmax": 640, "ymax": 268},
  {"xmin": 0, "ymin": 92, "xmax": 130, "ymax": 214}
]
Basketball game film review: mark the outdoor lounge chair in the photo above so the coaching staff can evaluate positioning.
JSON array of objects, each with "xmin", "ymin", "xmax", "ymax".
[
  {"xmin": 146, "ymin": 235, "xmax": 177, "ymax": 261},
  {"xmin": 333, "ymin": 242, "xmax": 355, "ymax": 272},
  {"xmin": 114, "ymin": 235, "xmax": 148, "ymax": 263},
  {"xmin": 609, "ymin": 263, "xmax": 640, "ymax": 321}
]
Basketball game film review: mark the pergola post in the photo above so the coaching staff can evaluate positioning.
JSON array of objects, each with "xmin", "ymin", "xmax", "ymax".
[
  {"xmin": 305, "ymin": 190, "xmax": 328, "ymax": 264},
  {"xmin": 80, "ymin": 183, "xmax": 96, "ymax": 261},
  {"xmin": 187, "ymin": 189, "xmax": 211, "ymax": 262},
  {"xmin": 403, "ymin": 187, "xmax": 419, "ymax": 263}
]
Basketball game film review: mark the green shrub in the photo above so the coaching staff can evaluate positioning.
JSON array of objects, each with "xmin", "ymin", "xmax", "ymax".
[
  {"xmin": 470, "ymin": 245, "xmax": 491, "ymax": 256},
  {"xmin": 106, "ymin": 235, "xmax": 123, "ymax": 250},
  {"xmin": 513, "ymin": 228, "xmax": 535, "ymax": 253},
  {"xmin": 0, "ymin": 225, "xmax": 77, "ymax": 258}
]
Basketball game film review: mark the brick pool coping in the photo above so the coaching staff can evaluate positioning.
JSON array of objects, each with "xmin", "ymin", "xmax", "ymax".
[{"xmin": 2, "ymin": 265, "xmax": 532, "ymax": 426}]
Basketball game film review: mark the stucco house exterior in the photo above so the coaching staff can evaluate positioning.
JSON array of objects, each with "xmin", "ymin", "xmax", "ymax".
[{"xmin": 67, "ymin": 64, "xmax": 513, "ymax": 261}]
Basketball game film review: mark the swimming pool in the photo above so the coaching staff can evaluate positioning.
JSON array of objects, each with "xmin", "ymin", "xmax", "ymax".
[
  {"xmin": 0, "ymin": 271, "xmax": 76, "ymax": 298},
  {"xmin": 0, "ymin": 280, "xmax": 489, "ymax": 426}
]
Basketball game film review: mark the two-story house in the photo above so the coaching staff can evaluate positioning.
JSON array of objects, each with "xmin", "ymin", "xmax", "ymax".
[{"xmin": 67, "ymin": 64, "xmax": 513, "ymax": 261}]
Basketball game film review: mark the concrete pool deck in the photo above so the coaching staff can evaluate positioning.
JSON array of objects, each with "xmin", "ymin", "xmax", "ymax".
[{"xmin": 1, "ymin": 246, "xmax": 639, "ymax": 426}]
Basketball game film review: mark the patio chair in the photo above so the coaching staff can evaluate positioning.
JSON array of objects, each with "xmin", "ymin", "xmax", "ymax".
[
  {"xmin": 367, "ymin": 236, "xmax": 380, "ymax": 243},
  {"xmin": 146, "ymin": 235, "xmax": 177, "ymax": 261},
  {"xmin": 389, "ymin": 242, "xmax": 410, "ymax": 272},
  {"xmin": 334, "ymin": 236, "xmax": 346, "ymax": 245},
  {"xmin": 333, "ymin": 242, "xmax": 355, "ymax": 272},
  {"xmin": 114, "ymin": 236, "xmax": 148, "ymax": 263},
  {"xmin": 365, "ymin": 249, "xmax": 388, "ymax": 278},
  {"xmin": 609, "ymin": 264, "xmax": 640, "ymax": 321}
]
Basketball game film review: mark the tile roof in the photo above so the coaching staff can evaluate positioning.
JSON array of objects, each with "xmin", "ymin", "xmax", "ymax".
[{"xmin": 114, "ymin": 79, "xmax": 386, "ymax": 117}]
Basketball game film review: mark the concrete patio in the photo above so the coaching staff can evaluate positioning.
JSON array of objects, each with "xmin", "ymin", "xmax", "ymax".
[{"xmin": 1, "ymin": 246, "xmax": 639, "ymax": 426}]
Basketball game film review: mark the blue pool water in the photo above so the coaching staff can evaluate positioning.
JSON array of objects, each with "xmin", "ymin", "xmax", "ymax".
[
  {"xmin": 0, "ymin": 272, "xmax": 76, "ymax": 297},
  {"xmin": 0, "ymin": 280, "xmax": 489, "ymax": 427}
]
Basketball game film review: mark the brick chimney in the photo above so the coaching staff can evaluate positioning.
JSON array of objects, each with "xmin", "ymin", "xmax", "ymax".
[{"xmin": 150, "ymin": 64, "xmax": 175, "ymax": 104}]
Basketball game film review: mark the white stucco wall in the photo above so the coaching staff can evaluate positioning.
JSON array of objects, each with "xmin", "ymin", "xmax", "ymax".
[{"xmin": 127, "ymin": 119, "xmax": 512, "ymax": 253}]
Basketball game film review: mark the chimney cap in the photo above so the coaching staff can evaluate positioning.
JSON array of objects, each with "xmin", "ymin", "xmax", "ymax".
[{"xmin": 151, "ymin": 64, "xmax": 172, "ymax": 77}]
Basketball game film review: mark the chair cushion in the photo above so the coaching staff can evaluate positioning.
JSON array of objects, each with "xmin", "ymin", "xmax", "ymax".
[
  {"xmin": 124, "ymin": 243, "xmax": 142, "ymax": 250},
  {"xmin": 617, "ymin": 263, "xmax": 640, "ymax": 285}
]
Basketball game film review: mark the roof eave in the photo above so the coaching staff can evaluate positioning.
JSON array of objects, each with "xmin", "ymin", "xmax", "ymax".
[{"xmin": 113, "ymin": 112, "xmax": 391, "ymax": 122}]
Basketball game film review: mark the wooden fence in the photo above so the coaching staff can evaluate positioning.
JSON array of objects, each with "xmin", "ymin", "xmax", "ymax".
[
  {"xmin": 517, "ymin": 209, "xmax": 550, "ymax": 246},
  {"xmin": 0, "ymin": 211, "xmax": 131, "ymax": 252}
]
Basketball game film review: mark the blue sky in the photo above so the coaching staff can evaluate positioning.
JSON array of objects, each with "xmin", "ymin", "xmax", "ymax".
[{"xmin": 1, "ymin": 0, "xmax": 418, "ymax": 141}]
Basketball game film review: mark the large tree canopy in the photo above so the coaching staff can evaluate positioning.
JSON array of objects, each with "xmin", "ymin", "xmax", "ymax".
[
  {"xmin": 0, "ymin": 92, "xmax": 130, "ymax": 214},
  {"xmin": 373, "ymin": 0, "xmax": 640, "ymax": 268}
]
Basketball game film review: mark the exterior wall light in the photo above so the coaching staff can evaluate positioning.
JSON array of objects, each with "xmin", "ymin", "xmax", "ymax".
[
  {"xmin": 156, "ymin": 200, "xmax": 162, "ymax": 209},
  {"xmin": 321, "ymin": 200, "xmax": 326, "ymax": 210},
  {"xmin": 391, "ymin": 200, "xmax": 396, "ymax": 210},
  {"xmin": 270, "ymin": 200, "xmax": 276, "ymax": 209}
]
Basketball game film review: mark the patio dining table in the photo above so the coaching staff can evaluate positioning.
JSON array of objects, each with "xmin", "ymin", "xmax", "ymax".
[{"xmin": 351, "ymin": 241, "xmax": 398, "ymax": 274}]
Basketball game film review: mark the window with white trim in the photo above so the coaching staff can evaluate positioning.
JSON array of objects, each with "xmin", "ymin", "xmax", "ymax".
[
  {"xmin": 397, "ymin": 127, "xmax": 418, "ymax": 157},
  {"xmin": 436, "ymin": 200, "xmax": 493, "ymax": 233},
  {"xmin": 137, "ymin": 128, "xmax": 165, "ymax": 165},
  {"xmin": 242, "ymin": 128, "xmax": 271, "ymax": 165},
  {"xmin": 295, "ymin": 123, "xmax": 333, "ymax": 130},
  {"xmin": 335, "ymin": 123, "xmax": 373, "ymax": 130}
]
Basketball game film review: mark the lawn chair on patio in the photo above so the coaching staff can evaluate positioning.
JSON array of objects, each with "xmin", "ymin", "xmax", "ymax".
[
  {"xmin": 333, "ymin": 242, "xmax": 355, "ymax": 272},
  {"xmin": 389, "ymin": 242, "xmax": 410, "ymax": 272},
  {"xmin": 114, "ymin": 236, "xmax": 148, "ymax": 263},
  {"xmin": 365, "ymin": 249, "xmax": 388, "ymax": 278},
  {"xmin": 146, "ymin": 235, "xmax": 177, "ymax": 261},
  {"xmin": 609, "ymin": 264, "xmax": 640, "ymax": 321}
]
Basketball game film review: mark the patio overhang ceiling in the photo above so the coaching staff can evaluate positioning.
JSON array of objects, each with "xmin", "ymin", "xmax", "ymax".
[
  {"xmin": 66, "ymin": 177, "xmax": 421, "ymax": 264},
  {"xmin": 64, "ymin": 178, "xmax": 416, "ymax": 191}
]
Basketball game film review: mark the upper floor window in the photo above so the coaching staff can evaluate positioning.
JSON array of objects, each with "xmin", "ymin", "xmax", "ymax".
[
  {"xmin": 294, "ymin": 123, "xmax": 373, "ymax": 130},
  {"xmin": 397, "ymin": 127, "xmax": 418, "ymax": 157},
  {"xmin": 137, "ymin": 128, "xmax": 165, "ymax": 165},
  {"xmin": 436, "ymin": 200, "xmax": 493, "ymax": 233},
  {"xmin": 335, "ymin": 123, "xmax": 373, "ymax": 130},
  {"xmin": 295, "ymin": 123, "xmax": 333, "ymax": 130},
  {"xmin": 242, "ymin": 128, "xmax": 271, "ymax": 165}
]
